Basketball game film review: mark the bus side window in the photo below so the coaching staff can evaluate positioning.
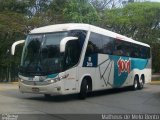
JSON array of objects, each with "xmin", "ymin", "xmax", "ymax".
[
  {"xmin": 86, "ymin": 41, "xmax": 94, "ymax": 56},
  {"xmin": 130, "ymin": 44, "xmax": 141, "ymax": 58},
  {"xmin": 68, "ymin": 30, "xmax": 87, "ymax": 51},
  {"xmin": 85, "ymin": 32, "xmax": 102, "ymax": 56},
  {"xmin": 122, "ymin": 42, "xmax": 131, "ymax": 57},
  {"xmin": 114, "ymin": 46, "xmax": 123, "ymax": 56},
  {"xmin": 102, "ymin": 36, "xmax": 114, "ymax": 55},
  {"xmin": 64, "ymin": 40, "xmax": 80, "ymax": 69},
  {"xmin": 113, "ymin": 40, "xmax": 124, "ymax": 56},
  {"xmin": 146, "ymin": 47, "xmax": 151, "ymax": 58},
  {"xmin": 140, "ymin": 46, "xmax": 150, "ymax": 59}
]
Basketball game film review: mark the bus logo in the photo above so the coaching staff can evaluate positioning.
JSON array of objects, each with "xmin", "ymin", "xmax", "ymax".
[{"xmin": 117, "ymin": 58, "xmax": 131, "ymax": 76}]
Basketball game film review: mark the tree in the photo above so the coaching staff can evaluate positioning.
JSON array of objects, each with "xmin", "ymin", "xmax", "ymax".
[
  {"xmin": 0, "ymin": 0, "xmax": 160, "ymax": 82},
  {"xmin": 63, "ymin": 0, "xmax": 100, "ymax": 24},
  {"xmin": 0, "ymin": 0, "xmax": 29, "ymax": 81},
  {"xmin": 103, "ymin": 2, "xmax": 160, "ymax": 72}
]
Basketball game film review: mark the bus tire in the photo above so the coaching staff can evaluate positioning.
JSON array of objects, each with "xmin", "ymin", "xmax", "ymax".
[
  {"xmin": 138, "ymin": 75, "xmax": 144, "ymax": 90},
  {"xmin": 44, "ymin": 94, "xmax": 52, "ymax": 99},
  {"xmin": 78, "ymin": 79, "xmax": 88, "ymax": 99},
  {"xmin": 132, "ymin": 76, "xmax": 138, "ymax": 90}
]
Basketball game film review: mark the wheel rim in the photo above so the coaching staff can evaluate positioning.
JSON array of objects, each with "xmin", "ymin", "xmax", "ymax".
[
  {"xmin": 140, "ymin": 79, "xmax": 144, "ymax": 87},
  {"xmin": 140, "ymin": 79, "xmax": 142, "ymax": 84},
  {"xmin": 134, "ymin": 80, "xmax": 138, "ymax": 89},
  {"xmin": 86, "ymin": 85, "xmax": 89, "ymax": 91}
]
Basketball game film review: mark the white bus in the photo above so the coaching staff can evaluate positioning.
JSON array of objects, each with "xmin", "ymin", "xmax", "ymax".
[{"xmin": 12, "ymin": 23, "xmax": 151, "ymax": 99}]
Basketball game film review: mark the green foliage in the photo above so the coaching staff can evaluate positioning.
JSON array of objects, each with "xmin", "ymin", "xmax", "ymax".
[
  {"xmin": 104, "ymin": 2, "xmax": 160, "ymax": 42},
  {"xmin": 0, "ymin": 0, "xmax": 29, "ymax": 14},
  {"xmin": 104, "ymin": 2, "xmax": 160, "ymax": 72},
  {"xmin": 63, "ymin": 0, "xmax": 100, "ymax": 24},
  {"xmin": 0, "ymin": 0, "xmax": 160, "ymax": 81},
  {"xmin": 0, "ymin": 0, "xmax": 29, "ymax": 81}
]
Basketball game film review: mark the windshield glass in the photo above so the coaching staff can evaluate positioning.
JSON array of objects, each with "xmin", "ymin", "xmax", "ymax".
[
  {"xmin": 20, "ymin": 30, "xmax": 87, "ymax": 77},
  {"xmin": 20, "ymin": 32, "xmax": 68, "ymax": 76}
]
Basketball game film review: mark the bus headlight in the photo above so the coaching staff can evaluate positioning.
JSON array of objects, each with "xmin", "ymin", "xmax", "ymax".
[
  {"xmin": 20, "ymin": 79, "xmax": 24, "ymax": 82},
  {"xmin": 46, "ymin": 78, "xmax": 60, "ymax": 83},
  {"xmin": 46, "ymin": 74, "xmax": 69, "ymax": 84}
]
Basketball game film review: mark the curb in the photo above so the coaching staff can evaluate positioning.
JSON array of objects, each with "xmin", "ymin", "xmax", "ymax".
[
  {"xmin": 0, "ymin": 82, "xmax": 18, "ymax": 85},
  {"xmin": 11, "ymin": 82, "xmax": 18, "ymax": 84},
  {"xmin": 150, "ymin": 81, "xmax": 160, "ymax": 85}
]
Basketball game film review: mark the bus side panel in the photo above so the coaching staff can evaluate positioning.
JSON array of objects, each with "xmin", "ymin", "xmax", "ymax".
[
  {"xmin": 108, "ymin": 56, "xmax": 151, "ymax": 88},
  {"xmin": 77, "ymin": 67, "xmax": 96, "ymax": 92},
  {"xmin": 144, "ymin": 68, "xmax": 152, "ymax": 83},
  {"xmin": 130, "ymin": 68, "xmax": 151, "ymax": 85},
  {"xmin": 95, "ymin": 54, "xmax": 114, "ymax": 90},
  {"xmin": 144, "ymin": 58, "xmax": 152, "ymax": 83},
  {"xmin": 80, "ymin": 54, "xmax": 151, "ymax": 92},
  {"xmin": 131, "ymin": 58, "xmax": 151, "ymax": 83},
  {"xmin": 127, "ymin": 58, "xmax": 151, "ymax": 86},
  {"xmin": 109, "ymin": 55, "xmax": 131, "ymax": 88}
]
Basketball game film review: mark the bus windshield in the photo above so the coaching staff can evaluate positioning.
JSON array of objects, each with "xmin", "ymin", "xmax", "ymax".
[
  {"xmin": 19, "ymin": 30, "xmax": 87, "ymax": 77},
  {"xmin": 20, "ymin": 32, "xmax": 68, "ymax": 76}
]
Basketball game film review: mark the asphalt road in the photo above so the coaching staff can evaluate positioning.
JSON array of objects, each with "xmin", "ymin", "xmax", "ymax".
[{"xmin": 0, "ymin": 83, "xmax": 160, "ymax": 120}]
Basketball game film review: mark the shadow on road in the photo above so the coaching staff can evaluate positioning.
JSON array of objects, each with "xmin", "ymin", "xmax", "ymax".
[{"xmin": 26, "ymin": 86, "xmax": 141, "ymax": 102}]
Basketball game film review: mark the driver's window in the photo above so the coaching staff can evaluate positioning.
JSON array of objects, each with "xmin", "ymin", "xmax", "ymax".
[{"xmin": 64, "ymin": 40, "xmax": 80, "ymax": 70}]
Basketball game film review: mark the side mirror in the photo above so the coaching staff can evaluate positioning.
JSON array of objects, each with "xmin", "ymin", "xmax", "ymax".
[
  {"xmin": 60, "ymin": 37, "xmax": 78, "ymax": 52},
  {"xmin": 11, "ymin": 40, "xmax": 25, "ymax": 55}
]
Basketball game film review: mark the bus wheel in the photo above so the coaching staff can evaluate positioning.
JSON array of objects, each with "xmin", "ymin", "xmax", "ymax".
[
  {"xmin": 138, "ymin": 76, "xmax": 144, "ymax": 90},
  {"xmin": 79, "ymin": 79, "xmax": 88, "ymax": 99},
  {"xmin": 44, "ymin": 94, "xmax": 52, "ymax": 99},
  {"xmin": 132, "ymin": 77, "xmax": 138, "ymax": 90}
]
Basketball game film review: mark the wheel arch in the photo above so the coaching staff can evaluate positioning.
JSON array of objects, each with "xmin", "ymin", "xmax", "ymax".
[
  {"xmin": 79, "ymin": 74, "xmax": 93, "ymax": 92},
  {"xmin": 140, "ymin": 74, "xmax": 145, "ymax": 84},
  {"xmin": 134, "ymin": 74, "xmax": 139, "ymax": 84}
]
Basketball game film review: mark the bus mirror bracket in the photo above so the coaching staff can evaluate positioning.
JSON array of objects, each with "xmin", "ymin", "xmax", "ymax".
[
  {"xmin": 11, "ymin": 40, "xmax": 25, "ymax": 55},
  {"xmin": 60, "ymin": 37, "xmax": 78, "ymax": 52}
]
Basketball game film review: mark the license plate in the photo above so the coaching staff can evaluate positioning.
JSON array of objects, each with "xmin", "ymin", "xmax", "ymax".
[{"xmin": 32, "ymin": 87, "xmax": 39, "ymax": 93}]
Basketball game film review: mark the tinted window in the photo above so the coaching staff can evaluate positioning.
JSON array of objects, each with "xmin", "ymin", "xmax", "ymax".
[
  {"xmin": 63, "ymin": 30, "xmax": 87, "ymax": 70},
  {"xmin": 68, "ymin": 30, "xmax": 87, "ymax": 50},
  {"xmin": 64, "ymin": 40, "xmax": 80, "ymax": 70},
  {"xmin": 146, "ymin": 47, "xmax": 151, "ymax": 58},
  {"xmin": 130, "ymin": 44, "xmax": 140, "ymax": 58},
  {"xmin": 85, "ymin": 32, "xmax": 150, "ymax": 59},
  {"xmin": 113, "ymin": 39, "xmax": 150, "ymax": 59},
  {"xmin": 101, "ymin": 36, "xmax": 114, "ymax": 54},
  {"xmin": 129, "ymin": 44, "xmax": 150, "ymax": 59},
  {"xmin": 113, "ymin": 40, "xmax": 123, "ymax": 56},
  {"xmin": 85, "ymin": 32, "xmax": 102, "ymax": 56},
  {"xmin": 122, "ymin": 42, "xmax": 131, "ymax": 57},
  {"xmin": 139, "ymin": 45, "xmax": 150, "ymax": 59}
]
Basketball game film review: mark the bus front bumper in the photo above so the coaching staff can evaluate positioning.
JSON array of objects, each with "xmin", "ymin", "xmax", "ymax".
[{"xmin": 19, "ymin": 81, "xmax": 64, "ymax": 95}]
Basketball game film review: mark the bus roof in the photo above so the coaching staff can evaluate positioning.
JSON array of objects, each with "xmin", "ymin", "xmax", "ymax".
[{"xmin": 30, "ymin": 23, "xmax": 150, "ymax": 47}]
